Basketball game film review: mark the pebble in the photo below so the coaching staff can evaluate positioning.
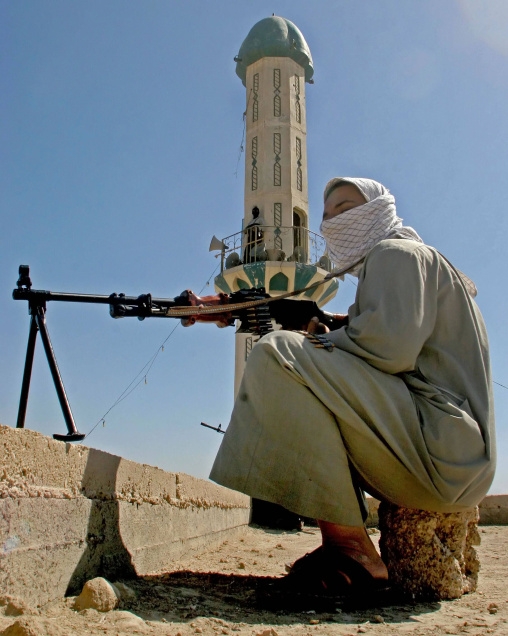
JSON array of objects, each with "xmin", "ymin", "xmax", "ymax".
[
  {"xmin": 372, "ymin": 614, "xmax": 384, "ymax": 623},
  {"xmin": 309, "ymin": 619, "xmax": 319, "ymax": 625},
  {"xmin": 488, "ymin": 603, "xmax": 498, "ymax": 614}
]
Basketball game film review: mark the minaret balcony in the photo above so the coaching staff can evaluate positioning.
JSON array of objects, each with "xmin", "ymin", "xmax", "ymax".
[{"xmin": 213, "ymin": 225, "xmax": 339, "ymax": 307}]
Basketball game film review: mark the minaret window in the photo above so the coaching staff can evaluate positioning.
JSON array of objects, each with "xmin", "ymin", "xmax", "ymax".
[
  {"xmin": 295, "ymin": 74, "xmax": 302, "ymax": 124},
  {"xmin": 251, "ymin": 136, "xmax": 258, "ymax": 190},
  {"xmin": 274, "ymin": 202, "xmax": 282, "ymax": 250},
  {"xmin": 273, "ymin": 133, "xmax": 281, "ymax": 186},
  {"xmin": 296, "ymin": 137, "xmax": 303, "ymax": 191},
  {"xmin": 293, "ymin": 208, "xmax": 306, "ymax": 253},
  {"xmin": 273, "ymin": 69, "xmax": 281, "ymax": 117},
  {"xmin": 252, "ymin": 73, "xmax": 259, "ymax": 122},
  {"xmin": 274, "ymin": 164, "xmax": 281, "ymax": 186},
  {"xmin": 245, "ymin": 337, "xmax": 253, "ymax": 361}
]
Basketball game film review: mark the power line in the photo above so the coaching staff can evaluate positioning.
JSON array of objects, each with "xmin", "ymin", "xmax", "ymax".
[{"xmin": 85, "ymin": 265, "xmax": 220, "ymax": 439}]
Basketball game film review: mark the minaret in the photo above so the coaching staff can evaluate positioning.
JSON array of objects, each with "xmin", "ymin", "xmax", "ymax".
[{"xmin": 213, "ymin": 16, "xmax": 339, "ymax": 394}]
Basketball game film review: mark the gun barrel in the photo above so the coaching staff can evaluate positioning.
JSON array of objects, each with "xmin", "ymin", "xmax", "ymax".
[{"xmin": 13, "ymin": 288, "xmax": 179, "ymax": 308}]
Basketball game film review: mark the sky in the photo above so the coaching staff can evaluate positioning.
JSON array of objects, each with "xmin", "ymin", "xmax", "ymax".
[{"xmin": 1, "ymin": 0, "xmax": 507, "ymax": 494}]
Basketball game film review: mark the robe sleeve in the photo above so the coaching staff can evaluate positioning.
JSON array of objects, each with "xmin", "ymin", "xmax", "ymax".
[{"xmin": 327, "ymin": 242, "xmax": 438, "ymax": 374}]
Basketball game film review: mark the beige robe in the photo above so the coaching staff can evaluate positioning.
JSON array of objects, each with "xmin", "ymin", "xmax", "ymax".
[{"xmin": 210, "ymin": 239, "xmax": 496, "ymax": 525}]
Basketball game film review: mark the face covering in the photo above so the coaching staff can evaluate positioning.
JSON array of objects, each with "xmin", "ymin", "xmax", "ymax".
[
  {"xmin": 320, "ymin": 177, "xmax": 477, "ymax": 296},
  {"xmin": 320, "ymin": 177, "xmax": 422, "ymax": 276}
]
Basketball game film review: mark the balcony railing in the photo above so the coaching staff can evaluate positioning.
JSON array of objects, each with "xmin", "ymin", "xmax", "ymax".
[{"xmin": 216, "ymin": 225, "xmax": 334, "ymax": 273}]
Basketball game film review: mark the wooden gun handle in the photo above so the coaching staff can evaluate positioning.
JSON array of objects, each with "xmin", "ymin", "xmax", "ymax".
[{"xmin": 178, "ymin": 290, "xmax": 234, "ymax": 328}]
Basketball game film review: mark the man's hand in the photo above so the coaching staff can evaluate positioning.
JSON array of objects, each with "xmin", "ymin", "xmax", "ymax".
[{"xmin": 307, "ymin": 314, "xmax": 348, "ymax": 334}]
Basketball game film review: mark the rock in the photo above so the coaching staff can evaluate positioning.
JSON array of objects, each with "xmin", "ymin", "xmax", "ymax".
[
  {"xmin": 73, "ymin": 577, "xmax": 120, "ymax": 612},
  {"xmin": 379, "ymin": 502, "xmax": 480, "ymax": 600},
  {"xmin": 1, "ymin": 617, "xmax": 62, "ymax": 636},
  {"xmin": 109, "ymin": 610, "xmax": 150, "ymax": 633},
  {"xmin": 5, "ymin": 599, "xmax": 35, "ymax": 617}
]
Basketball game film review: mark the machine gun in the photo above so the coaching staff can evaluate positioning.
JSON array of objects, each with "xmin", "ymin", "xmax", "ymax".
[{"xmin": 13, "ymin": 264, "xmax": 346, "ymax": 441}]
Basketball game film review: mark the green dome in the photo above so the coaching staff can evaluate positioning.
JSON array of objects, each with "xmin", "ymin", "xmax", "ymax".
[{"xmin": 235, "ymin": 16, "xmax": 314, "ymax": 86}]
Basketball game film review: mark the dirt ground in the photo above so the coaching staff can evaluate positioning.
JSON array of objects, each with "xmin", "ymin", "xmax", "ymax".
[{"xmin": 1, "ymin": 524, "xmax": 507, "ymax": 636}]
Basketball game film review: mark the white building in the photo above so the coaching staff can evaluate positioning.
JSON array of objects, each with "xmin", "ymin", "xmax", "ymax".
[{"xmin": 213, "ymin": 16, "xmax": 338, "ymax": 394}]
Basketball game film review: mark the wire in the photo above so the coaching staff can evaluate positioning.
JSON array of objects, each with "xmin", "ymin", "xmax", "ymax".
[
  {"xmin": 234, "ymin": 89, "xmax": 251, "ymax": 179},
  {"xmin": 85, "ymin": 264, "xmax": 220, "ymax": 439}
]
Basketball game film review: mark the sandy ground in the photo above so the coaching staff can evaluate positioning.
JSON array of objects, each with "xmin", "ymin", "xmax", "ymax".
[{"xmin": 1, "ymin": 524, "xmax": 507, "ymax": 636}]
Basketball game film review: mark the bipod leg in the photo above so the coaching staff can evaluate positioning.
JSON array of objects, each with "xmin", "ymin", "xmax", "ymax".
[
  {"xmin": 16, "ymin": 314, "xmax": 39, "ymax": 428},
  {"xmin": 34, "ymin": 308, "xmax": 85, "ymax": 442}
]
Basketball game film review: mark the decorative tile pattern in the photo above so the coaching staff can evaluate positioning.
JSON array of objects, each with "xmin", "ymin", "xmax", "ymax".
[
  {"xmin": 252, "ymin": 73, "xmax": 259, "ymax": 122},
  {"xmin": 245, "ymin": 336, "xmax": 253, "ymax": 361},
  {"xmin": 251, "ymin": 136, "xmax": 258, "ymax": 190},
  {"xmin": 296, "ymin": 136, "xmax": 303, "ymax": 191},
  {"xmin": 273, "ymin": 68, "xmax": 281, "ymax": 117},
  {"xmin": 274, "ymin": 202, "xmax": 282, "ymax": 249},
  {"xmin": 274, "ymin": 202, "xmax": 282, "ymax": 226},
  {"xmin": 294, "ymin": 74, "xmax": 301, "ymax": 124},
  {"xmin": 273, "ymin": 133, "xmax": 281, "ymax": 186}
]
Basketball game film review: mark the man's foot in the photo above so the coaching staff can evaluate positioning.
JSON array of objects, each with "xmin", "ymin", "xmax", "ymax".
[
  {"xmin": 317, "ymin": 520, "xmax": 389, "ymax": 584},
  {"xmin": 286, "ymin": 545, "xmax": 390, "ymax": 594}
]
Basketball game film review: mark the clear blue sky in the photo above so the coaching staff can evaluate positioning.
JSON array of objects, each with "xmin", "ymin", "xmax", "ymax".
[{"xmin": 2, "ymin": 1, "xmax": 507, "ymax": 494}]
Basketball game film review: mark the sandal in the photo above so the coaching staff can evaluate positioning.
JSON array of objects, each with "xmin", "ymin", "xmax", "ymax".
[
  {"xmin": 258, "ymin": 547, "xmax": 393, "ymax": 611},
  {"xmin": 286, "ymin": 546, "xmax": 391, "ymax": 594}
]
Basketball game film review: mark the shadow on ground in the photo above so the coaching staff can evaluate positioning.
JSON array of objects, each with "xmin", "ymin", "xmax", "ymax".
[{"xmin": 117, "ymin": 571, "xmax": 441, "ymax": 628}]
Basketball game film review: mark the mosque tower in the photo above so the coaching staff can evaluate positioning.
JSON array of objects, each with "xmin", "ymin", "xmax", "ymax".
[{"xmin": 212, "ymin": 16, "xmax": 338, "ymax": 394}]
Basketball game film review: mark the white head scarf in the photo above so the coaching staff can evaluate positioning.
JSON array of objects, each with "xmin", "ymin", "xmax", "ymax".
[
  {"xmin": 320, "ymin": 177, "xmax": 477, "ymax": 296},
  {"xmin": 320, "ymin": 177, "xmax": 422, "ymax": 276}
]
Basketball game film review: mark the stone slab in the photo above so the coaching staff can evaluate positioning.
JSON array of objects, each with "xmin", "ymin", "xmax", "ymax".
[{"xmin": 0, "ymin": 424, "xmax": 250, "ymax": 606}]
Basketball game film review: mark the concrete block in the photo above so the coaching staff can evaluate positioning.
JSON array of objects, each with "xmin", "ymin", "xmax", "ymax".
[
  {"xmin": 479, "ymin": 494, "xmax": 508, "ymax": 525},
  {"xmin": 0, "ymin": 497, "xmax": 91, "ymax": 605},
  {"xmin": 119, "ymin": 502, "xmax": 248, "ymax": 575},
  {"xmin": 365, "ymin": 494, "xmax": 508, "ymax": 528},
  {"xmin": 0, "ymin": 424, "xmax": 250, "ymax": 606}
]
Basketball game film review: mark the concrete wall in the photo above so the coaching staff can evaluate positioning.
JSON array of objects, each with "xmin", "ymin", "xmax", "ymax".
[
  {"xmin": 0, "ymin": 425, "xmax": 250, "ymax": 606},
  {"xmin": 365, "ymin": 495, "xmax": 508, "ymax": 528}
]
